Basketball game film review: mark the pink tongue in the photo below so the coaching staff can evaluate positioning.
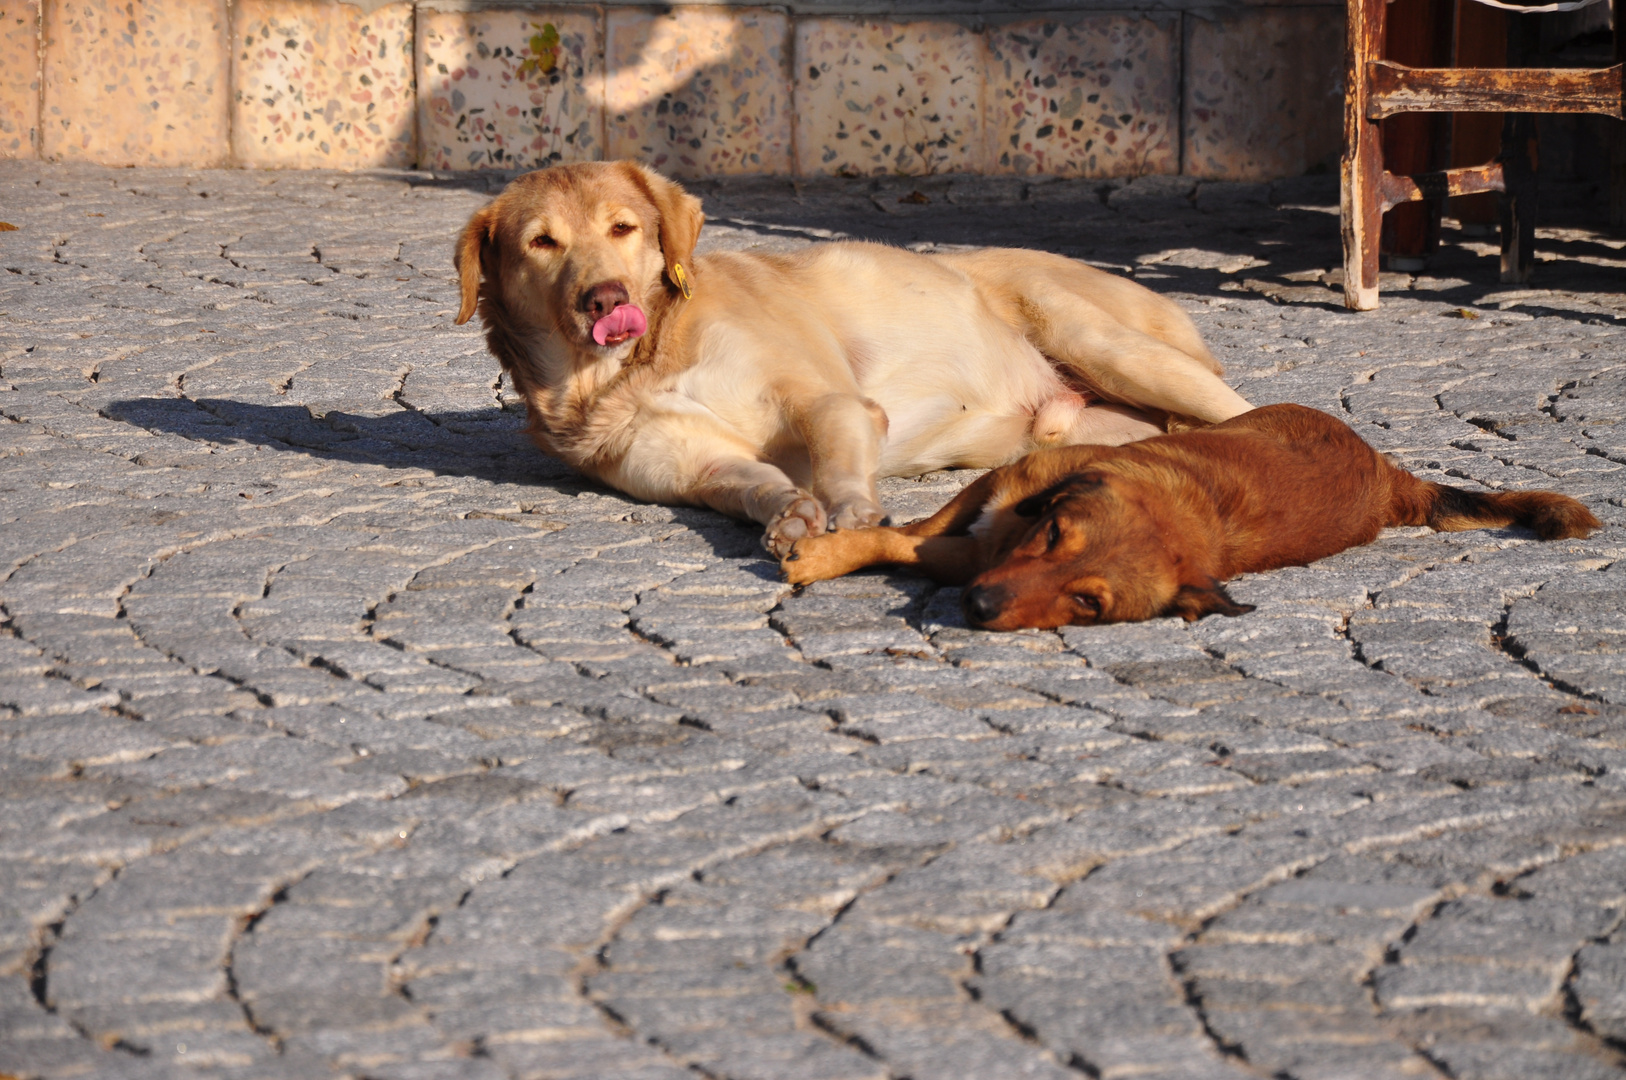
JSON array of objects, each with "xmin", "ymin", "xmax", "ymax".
[{"xmin": 592, "ymin": 304, "xmax": 648, "ymax": 345}]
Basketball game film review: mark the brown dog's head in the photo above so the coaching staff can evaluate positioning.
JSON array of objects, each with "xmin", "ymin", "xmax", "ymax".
[
  {"xmin": 454, "ymin": 161, "xmax": 704, "ymax": 358},
  {"xmin": 961, "ymin": 471, "xmax": 1254, "ymax": 631}
]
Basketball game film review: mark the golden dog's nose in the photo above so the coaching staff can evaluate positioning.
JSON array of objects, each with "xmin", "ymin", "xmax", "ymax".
[{"xmin": 580, "ymin": 281, "xmax": 630, "ymax": 316}]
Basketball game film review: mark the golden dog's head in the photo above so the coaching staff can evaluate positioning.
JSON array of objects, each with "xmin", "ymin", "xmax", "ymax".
[
  {"xmin": 455, "ymin": 161, "xmax": 704, "ymax": 357},
  {"xmin": 961, "ymin": 471, "xmax": 1255, "ymax": 630}
]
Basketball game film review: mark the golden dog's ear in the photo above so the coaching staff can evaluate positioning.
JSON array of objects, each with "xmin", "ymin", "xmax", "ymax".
[
  {"xmin": 455, "ymin": 205, "xmax": 496, "ymax": 325},
  {"xmin": 622, "ymin": 161, "xmax": 704, "ymax": 296},
  {"xmin": 1014, "ymin": 472, "xmax": 1105, "ymax": 518},
  {"xmin": 1167, "ymin": 580, "xmax": 1254, "ymax": 622}
]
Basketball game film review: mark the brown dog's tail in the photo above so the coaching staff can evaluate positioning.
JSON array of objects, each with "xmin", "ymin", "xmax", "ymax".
[{"xmin": 1400, "ymin": 481, "xmax": 1602, "ymax": 540}]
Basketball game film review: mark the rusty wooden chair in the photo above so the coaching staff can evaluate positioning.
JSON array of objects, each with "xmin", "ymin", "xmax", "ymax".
[{"xmin": 1341, "ymin": 0, "xmax": 1624, "ymax": 310}]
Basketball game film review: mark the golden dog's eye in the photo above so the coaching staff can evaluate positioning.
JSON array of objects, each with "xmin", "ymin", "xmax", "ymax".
[
  {"xmin": 610, "ymin": 222, "xmax": 636, "ymax": 238},
  {"xmin": 530, "ymin": 234, "xmax": 557, "ymax": 250},
  {"xmin": 1046, "ymin": 519, "xmax": 1062, "ymax": 551},
  {"xmin": 1074, "ymin": 593, "xmax": 1102, "ymax": 617}
]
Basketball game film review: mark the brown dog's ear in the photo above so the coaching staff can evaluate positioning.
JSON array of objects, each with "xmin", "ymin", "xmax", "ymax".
[
  {"xmin": 1167, "ymin": 580, "xmax": 1254, "ymax": 622},
  {"xmin": 455, "ymin": 205, "xmax": 496, "ymax": 325},
  {"xmin": 1014, "ymin": 472, "xmax": 1105, "ymax": 518},
  {"xmin": 622, "ymin": 162, "xmax": 704, "ymax": 296}
]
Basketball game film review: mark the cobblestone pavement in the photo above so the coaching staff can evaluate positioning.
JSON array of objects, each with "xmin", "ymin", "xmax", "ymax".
[{"xmin": 3, "ymin": 162, "xmax": 1626, "ymax": 1080}]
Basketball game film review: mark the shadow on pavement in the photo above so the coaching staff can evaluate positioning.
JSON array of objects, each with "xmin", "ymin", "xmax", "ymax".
[
  {"xmin": 404, "ymin": 166, "xmax": 1620, "ymax": 318},
  {"xmin": 105, "ymin": 396, "xmax": 574, "ymax": 486},
  {"xmin": 696, "ymin": 174, "xmax": 1622, "ymax": 319},
  {"xmin": 102, "ymin": 395, "xmax": 773, "ymax": 556}
]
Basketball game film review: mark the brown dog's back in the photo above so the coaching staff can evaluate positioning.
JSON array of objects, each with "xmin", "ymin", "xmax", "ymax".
[
  {"xmin": 1164, "ymin": 405, "xmax": 1599, "ymax": 579},
  {"xmin": 1113, "ymin": 405, "xmax": 1401, "ymax": 579},
  {"xmin": 1119, "ymin": 404, "xmax": 1598, "ymax": 580}
]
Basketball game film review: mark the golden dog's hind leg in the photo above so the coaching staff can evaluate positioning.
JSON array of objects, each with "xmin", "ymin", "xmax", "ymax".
[
  {"xmin": 1022, "ymin": 282, "xmax": 1254, "ymax": 424},
  {"xmin": 1051, "ymin": 400, "xmax": 1167, "ymax": 446}
]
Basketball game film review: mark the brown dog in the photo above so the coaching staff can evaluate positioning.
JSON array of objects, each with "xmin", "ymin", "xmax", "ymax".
[
  {"xmin": 779, "ymin": 404, "xmax": 1602, "ymax": 630},
  {"xmin": 455, "ymin": 161, "xmax": 1255, "ymax": 557}
]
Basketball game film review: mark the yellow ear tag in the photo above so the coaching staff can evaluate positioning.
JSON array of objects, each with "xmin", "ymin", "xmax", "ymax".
[{"xmin": 672, "ymin": 262, "xmax": 693, "ymax": 300}]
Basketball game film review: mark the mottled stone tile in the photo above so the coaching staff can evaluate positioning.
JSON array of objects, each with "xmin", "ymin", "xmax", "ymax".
[
  {"xmin": 986, "ymin": 15, "xmax": 1177, "ymax": 178},
  {"xmin": 41, "ymin": 0, "xmax": 229, "ymax": 165},
  {"xmin": 0, "ymin": 0, "xmax": 39, "ymax": 158},
  {"xmin": 605, "ymin": 7, "xmax": 790, "ymax": 178},
  {"xmin": 1183, "ymin": 8, "xmax": 1344, "ymax": 181},
  {"xmin": 795, "ymin": 19, "xmax": 985, "ymax": 177},
  {"xmin": 232, "ymin": 0, "xmax": 415, "ymax": 169},
  {"xmin": 416, "ymin": 6, "xmax": 601, "ymax": 172}
]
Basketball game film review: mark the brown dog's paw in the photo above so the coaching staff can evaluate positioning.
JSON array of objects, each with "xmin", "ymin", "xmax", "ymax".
[
  {"xmin": 827, "ymin": 498, "xmax": 887, "ymax": 533},
  {"xmin": 763, "ymin": 494, "xmax": 827, "ymax": 559},
  {"xmin": 779, "ymin": 533, "xmax": 844, "ymax": 585}
]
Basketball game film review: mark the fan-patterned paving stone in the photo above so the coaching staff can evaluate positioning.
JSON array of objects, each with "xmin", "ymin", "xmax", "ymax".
[{"xmin": 1, "ymin": 160, "xmax": 1624, "ymax": 1079}]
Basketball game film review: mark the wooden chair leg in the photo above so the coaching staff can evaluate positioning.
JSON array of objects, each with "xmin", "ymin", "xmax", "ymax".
[
  {"xmin": 1615, "ymin": 0, "xmax": 1626, "ymax": 228},
  {"xmin": 1342, "ymin": 0, "xmax": 1384, "ymax": 309},
  {"xmin": 1344, "ymin": 121, "xmax": 1384, "ymax": 310},
  {"xmin": 1609, "ymin": 118, "xmax": 1625, "ymax": 230},
  {"xmin": 1498, "ymin": 113, "xmax": 1537, "ymax": 284}
]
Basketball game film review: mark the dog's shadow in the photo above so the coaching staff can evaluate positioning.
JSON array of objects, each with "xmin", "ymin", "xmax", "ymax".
[
  {"xmin": 108, "ymin": 396, "xmax": 553, "ymax": 484},
  {"xmin": 106, "ymin": 396, "xmax": 767, "ymax": 557}
]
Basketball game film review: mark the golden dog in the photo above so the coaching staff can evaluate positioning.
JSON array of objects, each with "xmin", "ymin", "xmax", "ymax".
[
  {"xmin": 779, "ymin": 404, "xmax": 1602, "ymax": 629},
  {"xmin": 455, "ymin": 161, "xmax": 1255, "ymax": 555}
]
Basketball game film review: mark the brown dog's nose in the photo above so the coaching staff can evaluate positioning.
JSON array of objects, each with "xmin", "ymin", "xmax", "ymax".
[
  {"xmin": 580, "ymin": 281, "xmax": 630, "ymax": 317},
  {"xmin": 963, "ymin": 584, "xmax": 1005, "ymax": 627}
]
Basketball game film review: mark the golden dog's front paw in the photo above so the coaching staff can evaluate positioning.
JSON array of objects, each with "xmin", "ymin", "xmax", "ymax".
[
  {"xmin": 762, "ymin": 493, "xmax": 827, "ymax": 559},
  {"xmin": 827, "ymin": 498, "xmax": 887, "ymax": 533}
]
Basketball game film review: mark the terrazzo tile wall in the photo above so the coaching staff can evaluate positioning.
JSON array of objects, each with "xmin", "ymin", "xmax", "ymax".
[
  {"xmin": 42, "ymin": 0, "xmax": 231, "ymax": 165},
  {"xmin": 1183, "ymin": 8, "xmax": 1345, "ymax": 181},
  {"xmin": 607, "ymin": 7, "xmax": 791, "ymax": 176},
  {"xmin": 416, "ymin": 5, "xmax": 601, "ymax": 171},
  {"xmin": 2, "ymin": 0, "xmax": 1346, "ymax": 179},
  {"xmin": 233, "ymin": 0, "xmax": 415, "ymax": 168},
  {"xmin": 796, "ymin": 19, "xmax": 984, "ymax": 176},
  {"xmin": 986, "ymin": 15, "xmax": 1180, "ymax": 177},
  {"xmin": 1, "ymin": 0, "xmax": 39, "ymax": 157}
]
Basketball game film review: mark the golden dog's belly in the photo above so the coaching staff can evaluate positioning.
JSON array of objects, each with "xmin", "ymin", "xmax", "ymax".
[
  {"xmin": 664, "ymin": 242, "xmax": 1168, "ymax": 482},
  {"xmin": 870, "ymin": 382, "xmax": 1055, "ymax": 476},
  {"xmin": 798, "ymin": 245, "xmax": 1069, "ymax": 474}
]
